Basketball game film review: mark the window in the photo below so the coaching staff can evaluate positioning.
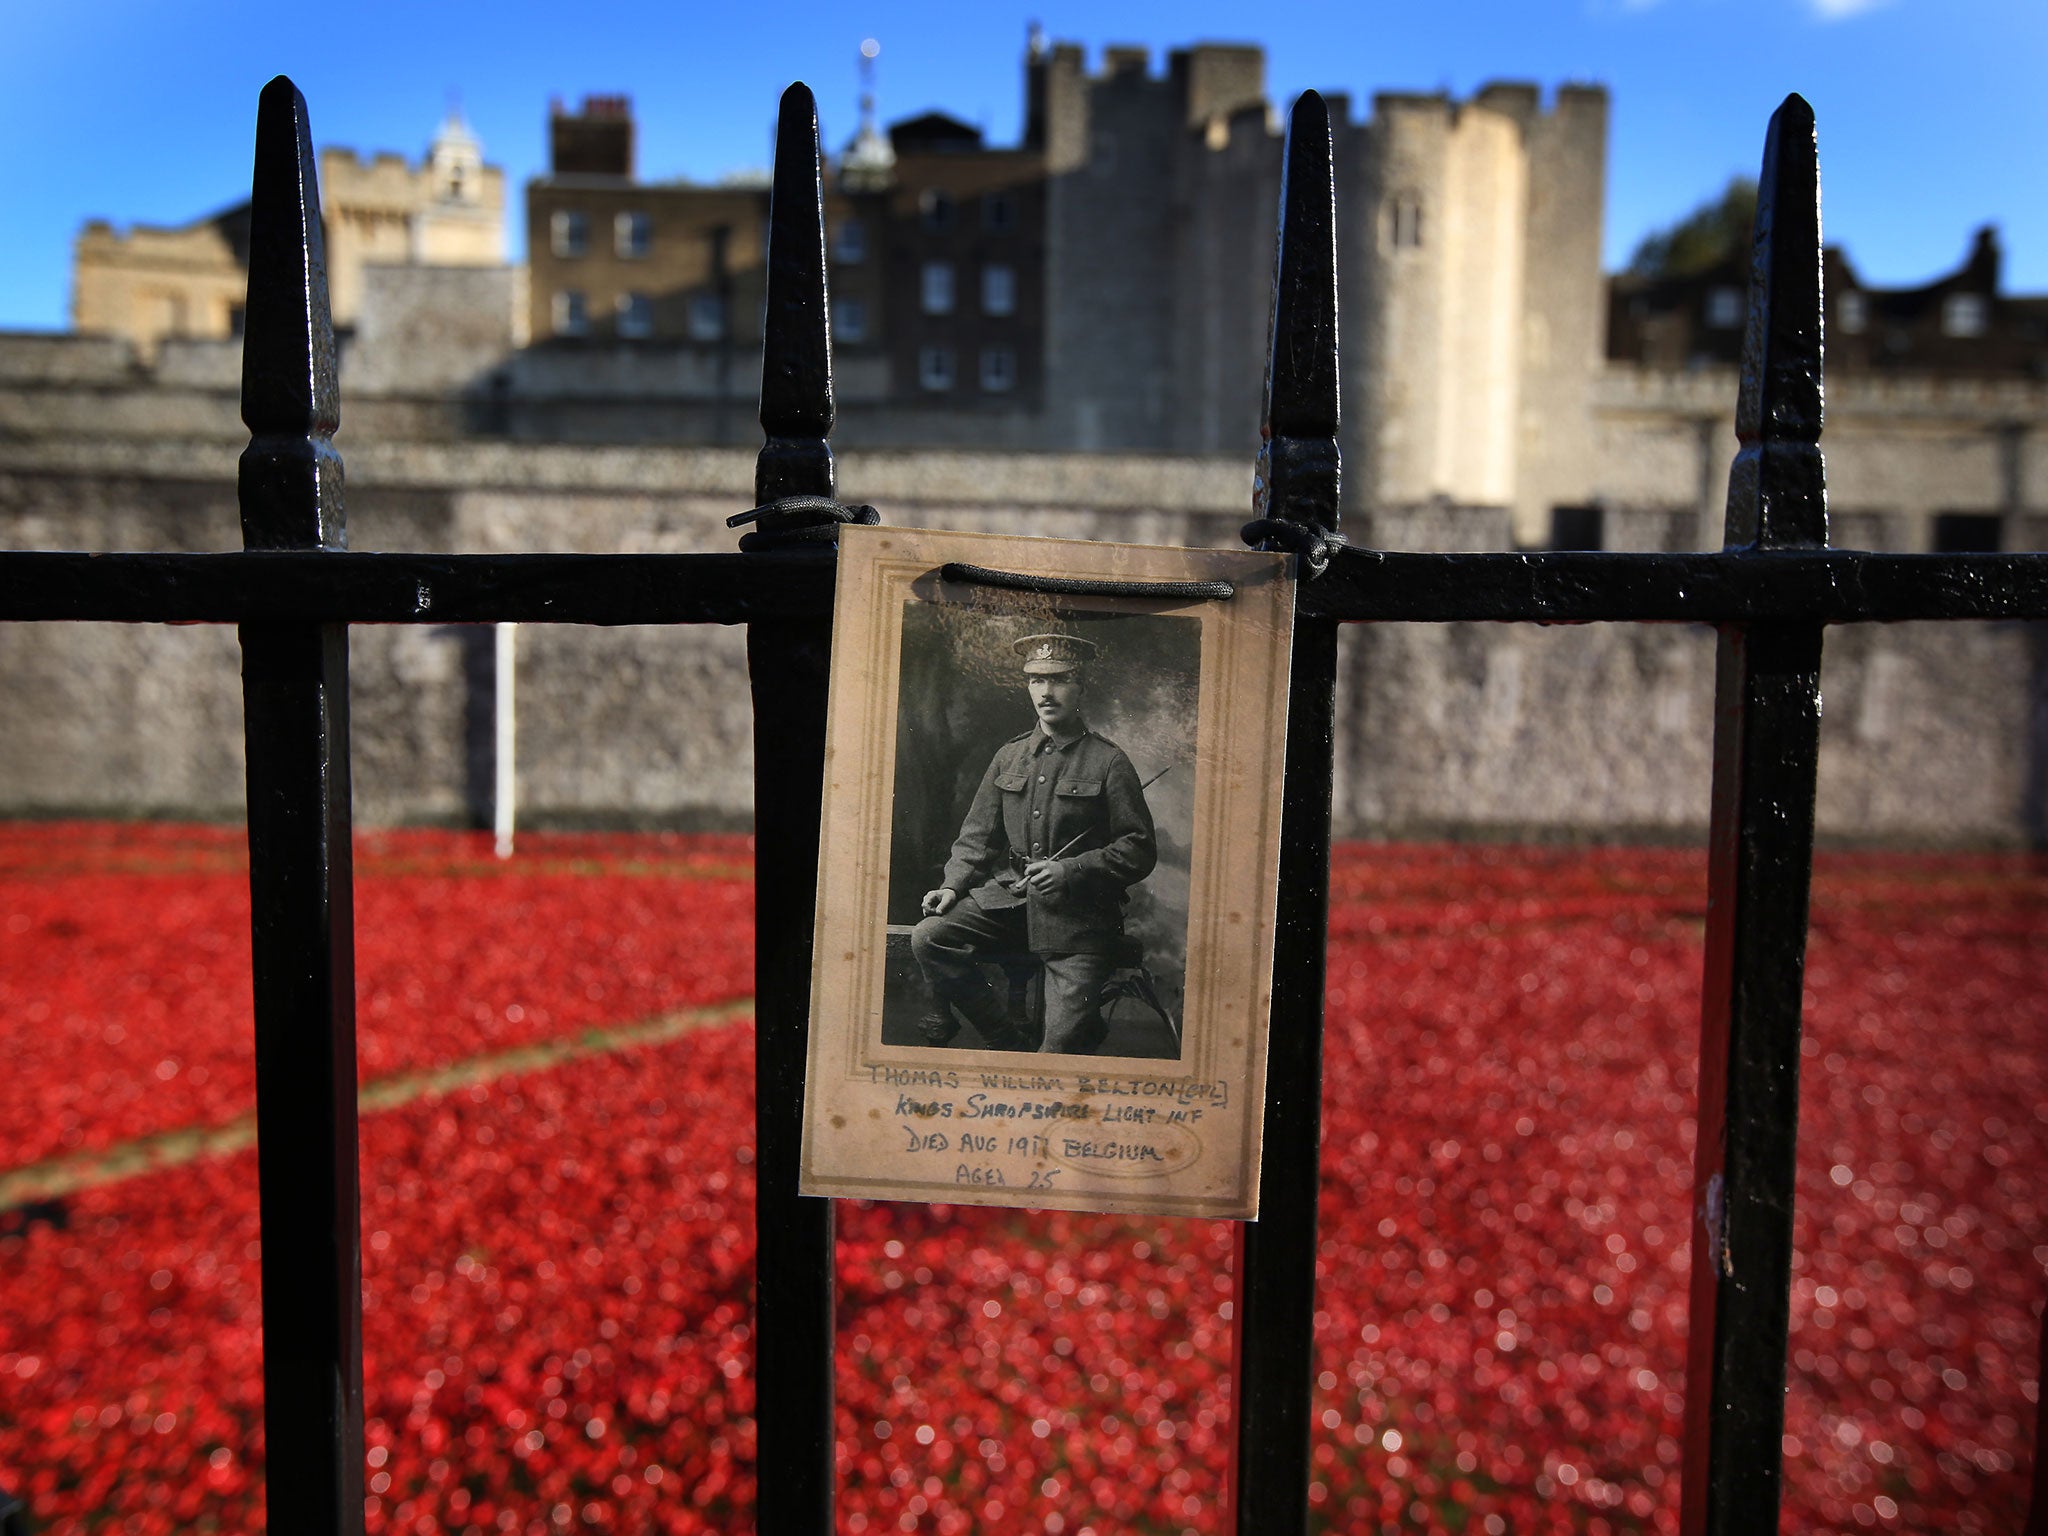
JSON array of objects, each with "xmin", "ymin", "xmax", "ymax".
[
  {"xmin": 831, "ymin": 219, "xmax": 867, "ymax": 264},
  {"xmin": 832, "ymin": 297, "xmax": 868, "ymax": 343},
  {"xmin": 1706, "ymin": 286, "xmax": 1744, "ymax": 329},
  {"xmin": 687, "ymin": 294, "xmax": 727, "ymax": 342},
  {"xmin": 551, "ymin": 289, "xmax": 589, "ymax": 338},
  {"xmin": 1548, "ymin": 505, "xmax": 1604, "ymax": 551},
  {"xmin": 1942, "ymin": 292, "xmax": 1988, "ymax": 338},
  {"xmin": 615, "ymin": 292, "xmax": 653, "ymax": 339},
  {"xmin": 1837, "ymin": 290, "xmax": 1868, "ymax": 335},
  {"xmin": 1387, "ymin": 195, "xmax": 1422, "ymax": 250},
  {"xmin": 921, "ymin": 261, "xmax": 955, "ymax": 315},
  {"xmin": 1932, "ymin": 512, "xmax": 2001, "ymax": 552},
  {"xmin": 550, "ymin": 210, "xmax": 589, "ymax": 259},
  {"xmin": 981, "ymin": 263, "xmax": 1016, "ymax": 317},
  {"xmin": 919, "ymin": 189, "xmax": 956, "ymax": 233},
  {"xmin": 980, "ymin": 346, "xmax": 1016, "ymax": 393},
  {"xmin": 984, "ymin": 192, "xmax": 1016, "ymax": 233},
  {"xmin": 615, "ymin": 211, "xmax": 652, "ymax": 259},
  {"xmin": 918, "ymin": 345, "xmax": 956, "ymax": 392}
]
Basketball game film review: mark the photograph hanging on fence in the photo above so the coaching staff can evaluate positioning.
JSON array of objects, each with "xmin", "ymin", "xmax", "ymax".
[{"xmin": 801, "ymin": 526, "xmax": 1296, "ymax": 1219}]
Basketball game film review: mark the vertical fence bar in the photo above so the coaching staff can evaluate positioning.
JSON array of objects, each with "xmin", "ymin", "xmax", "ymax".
[
  {"xmin": 1682, "ymin": 93, "xmax": 1827, "ymax": 1536},
  {"xmin": 1230, "ymin": 89, "xmax": 1341, "ymax": 1536},
  {"xmin": 235, "ymin": 76, "xmax": 363, "ymax": 1535},
  {"xmin": 746, "ymin": 81, "xmax": 839, "ymax": 1536}
]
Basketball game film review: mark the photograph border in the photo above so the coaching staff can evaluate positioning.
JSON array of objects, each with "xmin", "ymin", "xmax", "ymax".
[{"xmin": 800, "ymin": 526, "xmax": 1295, "ymax": 1219}]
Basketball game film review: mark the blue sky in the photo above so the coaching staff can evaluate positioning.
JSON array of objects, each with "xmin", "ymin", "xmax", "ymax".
[{"xmin": 3, "ymin": 0, "xmax": 2042, "ymax": 330}]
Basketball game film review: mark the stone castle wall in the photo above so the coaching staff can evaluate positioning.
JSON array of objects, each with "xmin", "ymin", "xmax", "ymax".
[{"xmin": 3, "ymin": 421, "xmax": 2040, "ymax": 846}]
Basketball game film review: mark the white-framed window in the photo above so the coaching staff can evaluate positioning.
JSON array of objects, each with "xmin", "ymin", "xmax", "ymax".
[
  {"xmin": 1706, "ymin": 286, "xmax": 1744, "ymax": 329},
  {"xmin": 984, "ymin": 192, "xmax": 1016, "ymax": 232},
  {"xmin": 831, "ymin": 219, "xmax": 867, "ymax": 264},
  {"xmin": 1837, "ymin": 290, "xmax": 1868, "ymax": 335},
  {"xmin": 615, "ymin": 291, "xmax": 653, "ymax": 339},
  {"xmin": 550, "ymin": 209, "xmax": 589, "ymax": 259},
  {"xmin": 921, "ymin": 260, "xmax": 955, "ymax": 315},
  {"xmin": 687, "ymin": 294, "xmax": 727, "ymax": 342},
  {"xmin": 832, "ymin": 297, "xmax": 868, "ymax": 343},
  {"xmin": 919, "ymin": 189, "xmax": 956, "ymax": 233},
  {"xmin": 980, "ymin": 345, "xmax": 1016, "ymax": 393},
  {"xmin": 981, "ymin": 262, "xmax": 1016, "ymax": 317},
  {"xmin": 1942, "ymin": 292, "xmax": 1988, "ymax": 338},
  {"xmin": 551, "ymin": 289, "xmax": 589, "ymax": 337},
  {"xmin": 1387, "ymin": 195, "xmax": 1422, "ymax": 250},
  {"xmin": 918, "ymin": 345, "xmax": 955, "ymax": 392},
  {"xmin": 615, "ymin": 211, "xmax": 652, "ymax": 259}
]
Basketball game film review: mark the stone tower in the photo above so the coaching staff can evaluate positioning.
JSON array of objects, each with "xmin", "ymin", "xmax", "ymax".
[
  {"xmin": 1029, "ymin": 46, "xmax": 1609, "ymax": 542},
  {"xmin": 1349, "ymin": 84, "xmax": 1607, "ymax": 544}
]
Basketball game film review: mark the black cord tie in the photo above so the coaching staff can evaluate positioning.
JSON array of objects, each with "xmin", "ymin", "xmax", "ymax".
[
  {"xmin": 727, "ymin": 494, "xmax": 880, "ymax": 552},
  {"xmin": 1241, "ymin": 516, "xmax": 1344, "ymax": 577},
  {"xmin": 940, "ymin": 563, "xmax": 1236, "ymax": 602}
]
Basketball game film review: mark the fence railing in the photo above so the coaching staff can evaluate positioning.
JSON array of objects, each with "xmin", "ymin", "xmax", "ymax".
[{"xmin": 1, "ymin": 74, "xmax": 2045, "ymax": 1536}]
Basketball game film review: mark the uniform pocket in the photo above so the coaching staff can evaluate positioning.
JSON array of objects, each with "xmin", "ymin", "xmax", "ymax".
[
  {"xmin": 1054, "ymin": 779, "xmax": 1103, "ymax": 797},
  {"xmin": 994, "ymin": 773, "xmax": 1028, "ymax": 792}
]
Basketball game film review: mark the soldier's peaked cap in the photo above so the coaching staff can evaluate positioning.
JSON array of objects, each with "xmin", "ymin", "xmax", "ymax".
[{"xmin": 1013, "ymin": 632, "xmax": 1098, "ymax": 675}]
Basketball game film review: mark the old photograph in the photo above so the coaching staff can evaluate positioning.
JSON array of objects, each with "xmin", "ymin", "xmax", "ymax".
[
  {"xmin": 881, "ymin": 604, "xmax": 1197, "ymax": 1061},
  {"xmin": 802, "ymin": 527, "xmax": 1296, "ymax": 1218}
]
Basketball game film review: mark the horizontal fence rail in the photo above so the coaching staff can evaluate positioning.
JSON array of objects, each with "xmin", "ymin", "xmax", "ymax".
[
  {"xmin": 3, "ymin": 548, "xmax": 2046, "ymax": 625},
  {"xmin": 2, "ymin": 72, "xmax": 2045, "ymax": 1536}
]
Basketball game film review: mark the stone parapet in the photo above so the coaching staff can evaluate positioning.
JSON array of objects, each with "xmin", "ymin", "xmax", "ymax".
[{"xmin": 0, "ymin": 432, "xmax": 1250, "ymax": 515}]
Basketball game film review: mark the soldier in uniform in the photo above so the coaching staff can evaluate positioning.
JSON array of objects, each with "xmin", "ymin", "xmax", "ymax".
[{"xmin": 911, "ymin": 631, "xmax": 1158, "ymax": 1054}]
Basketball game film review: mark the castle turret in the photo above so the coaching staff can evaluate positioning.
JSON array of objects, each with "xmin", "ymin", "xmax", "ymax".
[
  {"xmin": 1349, "ymin": 83, "xmax": 1607, "ymax": 543},
  {"xmin": 429, "ymin": 106, "xmax": 485, "ymax": 204}
]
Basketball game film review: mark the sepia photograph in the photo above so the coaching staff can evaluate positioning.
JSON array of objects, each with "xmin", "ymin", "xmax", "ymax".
[
  {"xmin": 802, "ymin": 526, "xmax": 1297, "ymax": 1218},
  {"xmin": 880, "ymin": 603, "xmax": 1197, "ymax": 1061}
]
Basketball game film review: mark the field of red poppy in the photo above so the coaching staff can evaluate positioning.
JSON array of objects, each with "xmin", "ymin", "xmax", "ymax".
[{"xmin": 0, "ymin": 823, "xmax": 2041, "ymax": 1534}]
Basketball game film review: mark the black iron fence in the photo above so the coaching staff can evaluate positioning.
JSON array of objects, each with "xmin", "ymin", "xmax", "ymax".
[{"xmin": 1, "ymin": 75, "xmax": 2044, "ymax": 1536}]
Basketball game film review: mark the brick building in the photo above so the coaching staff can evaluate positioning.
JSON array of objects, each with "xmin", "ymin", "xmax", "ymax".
[{"xmin": 522, "ymin": 92, "xmax": 1046, "ymax": 420}]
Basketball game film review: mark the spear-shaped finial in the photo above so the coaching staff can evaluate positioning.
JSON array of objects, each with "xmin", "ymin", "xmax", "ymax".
[
  {"xmin": 1254, "ymin": 89, "xmax": 1340, "ymax": 539},
  {"xmin": 758, "ymin": 81, "xmax": 835, "ymax": 503},
  {"xmin": 1724, "ymin": 93, "xmax": 1825, "ymax": 550},
  {"xmin": 239, "ymin": 75, "xmax": 343, "ymax": 551}
]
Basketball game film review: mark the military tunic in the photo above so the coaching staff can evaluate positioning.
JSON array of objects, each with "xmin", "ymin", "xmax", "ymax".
[{"xmin": 939, "ymin": 725, "xmax": 1157, "ymax": 954}]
